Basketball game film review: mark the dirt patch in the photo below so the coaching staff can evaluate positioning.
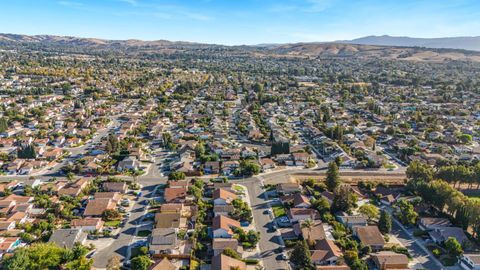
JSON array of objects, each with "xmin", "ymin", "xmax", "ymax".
[{"xmin": 290, "ymin": 171, "xmax": 406, "ymax": 185}]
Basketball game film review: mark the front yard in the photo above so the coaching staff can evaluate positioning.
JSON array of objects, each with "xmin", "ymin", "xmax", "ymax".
[
  {"xmin": 104, "ymin": 220, "xmax": 121, "ymax": 228},
  {"xmin": 272, "ymin": 205, "xmax": 286, "ymax": 217}
]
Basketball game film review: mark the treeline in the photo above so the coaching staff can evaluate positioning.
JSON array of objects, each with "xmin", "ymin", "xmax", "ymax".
[{"xmin": 407, "ymin": 160, "xmax": 480, "ymax": 241}]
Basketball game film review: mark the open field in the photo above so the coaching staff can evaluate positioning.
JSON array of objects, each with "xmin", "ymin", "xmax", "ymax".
[{"xmin": 291, "ymin": 171, "xmax": 407, "ymax": 185}]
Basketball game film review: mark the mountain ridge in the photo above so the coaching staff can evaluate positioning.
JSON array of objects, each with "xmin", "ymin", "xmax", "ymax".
[{"xmin": 337, "ymin": 35, "xmax": 480, "ymax": 51}]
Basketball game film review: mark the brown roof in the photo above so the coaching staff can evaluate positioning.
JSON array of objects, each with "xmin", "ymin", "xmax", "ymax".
[
  {"xmin": 213, "ymin": 188, "xmax": 237, "ymax": 202},
  {"xmin": 3, "ymin": 195, "xmax": 33, "ymax": 204},
  {"xmin": 155, "ymin": 212, "xmax": 182, "ymax": 228},
  {"xmin": 164, "ymin": 187, "xmax": 187, "ymax": 202},
  {"xmin": 293, "ymin": 193, "xmax": 311, "ymax": 207},
  {"xmin": 371, "ymin": 251, "xmax": 409, "ymax": 269},
  {"xmin": 211, "ymin": 254, "xmax": 246, "ymax": 270},
  {"xmin": 150, "ymin": 258, "xmax": 176, "ymax": 270},
  {"xmin": 94, "ymin": 192, "xmax": 121, "ymax": 202},
  {"xmin": 83, "ymin": 199, "xmax": 116, "ymax": 216},
  {"xmin": 288, "ymin": 208, "xmax": 320, "ymax": 220},
  {"xmin": 212, "ymin": 215, "xmax": 241, "ymax": 235},
  {"xmin": 212, "ymin": 238, "xmax": 239, "ymax": 251},
  {"xmin": 160, "ymin": 203, "xmax": 184, "ymax": 213},
  {"xmin": 355, "ymin": 226, "xmax": 385, "ymax": 247},
  {"xmin": 71, "ymin": 218, "xmax": 104, "ymax": 228},
  {"xmin": 314, "ymin": 239, "xmax": 342, "ymax": 258},
  {"xmin": 102, "ymin": 182, "xmax": 127, "ymax": 192},
  {"xmin": 300, "ymin": 220, "xmax": 326, "ymax": 242}
]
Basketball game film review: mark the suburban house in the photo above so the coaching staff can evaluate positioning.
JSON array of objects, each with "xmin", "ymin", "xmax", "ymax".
[
  {"xmin": 212, "ymin": 215, "xmax": 241, "ymax": 238},
  {"xmin": 204, "ymin": 161, "xmax": 220, "ymax": 174},
  {"xmin": 212, "ymin": 238, "xmax": 241, "ymax": 256},
  {"xmin": 83, "ymin": 198, "xmax": 116, "ymax": 217},
  {"xmin": 371, "ymin": 251, "xmax": 410, "ymax": 270},
  {"xmin": 213, "ymin": 188, "xmax": 237, "ymax": 206},
  {"xmin": 155, "ymin": 213, "xmax": 185, "ymax": 229},
  {"xmin": 71, "ymin": 218, "xmax": 104, "ymax": 232},
  {"xmin": 429, "ymin": 227, "xmax": 469, "ymax": 245},
  {"xmin": 288, "ymin": 208, "xmax": 320, "ymax": 223},
  {"xmin": 102, "ymin": 182, "xmax": 128, "ymax": 193},
  {"xmin": 211, "ymin": 254, "xmax": 246, "ymax": 270},
  {"xmin": 353, "ymin": 226, "xmax": 385, "ymax": 251},
  {"xmin": 117, "ymin": 156, "xmax": 140, "ymax": 171},
  {"xmin": 48, "ymin": 228, "xmax": 87, "ymax": 249},
  {"xmin": 276, "ymin": 183, "xmax": 302, "ymax": 195},
  {"xmin": 418, "ymin": 217, "xmax": 452, "ymax": 231},
  {"xmin": 164, "ymin": 187, "xmax": 188, "ymax": 203},
  {"xmin": 148, "ymin": 228, "xmax": 178, "ymax": 255},
  {"xmin": 259, "ymin": 158, "xmax": 275, "ymax": 171},
  {"xmin": 150, "ymin": 258, "xmax": 177, "ymax": 270},
  {"xmin": 296, "ymin": 220, "xmax": 325, "ymax": 243},
  {"xmin": 311, "ymin": 239, "xmax": 342, "ymax": 266},
  {"xmin": 336, "ymin": 213, "xmax": 368, "ymax": 229}
]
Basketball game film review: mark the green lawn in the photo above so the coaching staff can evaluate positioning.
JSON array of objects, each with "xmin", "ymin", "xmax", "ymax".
[
  {"xmin": 467, "ymin": 194, "xmax": 480, "ymax": 202},
  {"xmin": 137, "ymin": 230, "xmax": 151, "ymax": 237},
  {"xmin": 233, "ymin": 185, "xmax": 245, "ymax": 192},
  {"xmin": 104, "ymin": 220, "xmax": 121, "ymax": 228},
  {"xmin": 272, "ymin": 205, "xmax": 286, "ymax": 217}
]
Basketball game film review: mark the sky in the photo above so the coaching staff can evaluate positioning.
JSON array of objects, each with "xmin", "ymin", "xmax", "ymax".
[{"xmin": 1, "ymin": 0, "xmax": 480, "ymax": 45}]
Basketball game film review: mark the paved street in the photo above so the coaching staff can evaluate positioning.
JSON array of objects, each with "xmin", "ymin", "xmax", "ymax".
[
  {"xmin": 242, "ymin": 178, "xmax": 289, "ymax": 270},
  {"xmin": 385, "ymin": 206, "xmax": 454, "ymax": 270},
  {"xmin": 92, "ymin": 175, "xmax": 167, "ymax": 268}
]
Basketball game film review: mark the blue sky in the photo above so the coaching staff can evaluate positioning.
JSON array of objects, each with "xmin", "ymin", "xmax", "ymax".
[{"xmin": 1, "ymin": 0, "xmax": 480, "ymax": 45}]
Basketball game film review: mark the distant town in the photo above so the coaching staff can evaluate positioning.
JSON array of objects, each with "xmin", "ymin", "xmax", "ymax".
[{"xmin": 0, "ymin": 34, "xmax": 479, "ymax": 270}]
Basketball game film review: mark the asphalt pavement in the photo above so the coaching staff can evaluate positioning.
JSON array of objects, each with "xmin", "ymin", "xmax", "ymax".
[{"xmin": 242, "ymin": 178, "xmax": 290, "ymax": 270}]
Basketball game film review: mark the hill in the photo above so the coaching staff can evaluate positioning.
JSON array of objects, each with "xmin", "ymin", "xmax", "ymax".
[
  {"xmin": 339, "ymin": 35, "xmax": 480, "ymax": 51},
  {"xmin": 2, "ymin": 33, "xmax": 480, "ymax": 62}
]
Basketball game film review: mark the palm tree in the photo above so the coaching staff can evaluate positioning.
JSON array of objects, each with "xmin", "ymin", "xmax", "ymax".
[{"xmin": 301, "ymin": 218, "xmax": 315, "ymax": 247}]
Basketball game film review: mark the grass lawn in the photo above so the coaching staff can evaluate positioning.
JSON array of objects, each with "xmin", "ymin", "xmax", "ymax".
[
  {"xmin": 467, "ymin": 194, "xmax": 480, "ymax": 202},
  {"xmin": 272, "ymin": 205, "xmax": 286, "ymax": 217},
  {"xmin": 104, "ymin": 220, "xmax": 121, "ymax": 228},
  {"xmin": 233, "ymin": 185, "xmax": 245, "ymax": 192},
  {"xmin": 137, "ymin": 230, "xmax": 151, "ymax": 237}
]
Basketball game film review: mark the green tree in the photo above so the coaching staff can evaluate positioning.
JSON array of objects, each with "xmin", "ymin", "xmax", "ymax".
[
  {"xmin": 168, "ymin": 171, "xmax": 186, "ymax": 180},
  {"xmin": 65, "ymin": 257, "xmax": 93, "ymax": 270},
  {"xmin": 301, "ymin": 219, "xmax": 315, "ymax": 247},
  {"xmin": 332, "ymin": 185, "xmax": 357, "ymax": 213},
  {"xmin": 326, "ymin": 162, "xmax": 340, "ymax": 191},
  {"xmin": 444, "ymin": 237, "xmax": 463, "ymax": 257},
  {"xmin": 0, "ymin": 117, "xmax": 8, "ymax": 133},
  {"xmin": 406, "ymin": 160, "xmax": 433, "ymax": 183},
  {"xmin": 358, "ymin": 204, "xmax": 379, "ymax": 222},
  {"xmin": 130, "ymin": 255, "xmax": 152, "ymax": 270},
  {"xmin": 3, "ymin": 243, "xmax": 65, "ymax": 270},
  {"xmin": 378, "ymin": 210, "xmax": 392, "ymax": 234},
  {"xmin": 290, "ymin": 240, "xmax": 313, "ymax": 269},
  {"xmin": 222, "ymin": 248, "xmax": 242, "ymax": 260},
  {"xmin": 395, "ymin": 199, "xmax": 418, "ymax": 225}
]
